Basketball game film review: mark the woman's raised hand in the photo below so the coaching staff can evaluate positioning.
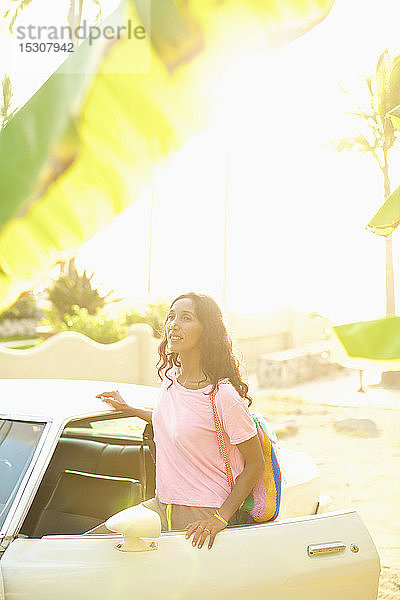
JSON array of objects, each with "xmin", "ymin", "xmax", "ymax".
[
  {"xmin": 96, "ymin": 391, "xmax": 153, "ymax": 424},
  {"xmin": 96, "ymin": 390, "xmax": 128, "ymax": 412}
]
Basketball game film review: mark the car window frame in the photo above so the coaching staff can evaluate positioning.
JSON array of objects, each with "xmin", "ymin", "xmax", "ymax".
[
  {"xmin": 11, "ymin": 410, "xmax": 152, "ymax": 542},
  {"xmin": 0, "ymin": 415, "xmax": 52, "ymax": 542},
  {"xmin": 63, "ymin": 411, "xmax": 147, "ymax": 441}
]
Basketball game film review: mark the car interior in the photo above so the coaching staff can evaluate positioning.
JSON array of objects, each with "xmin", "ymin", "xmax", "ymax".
[{"xmin": 19, "ymin": 413, "xmax": 156, "ymax": 538}]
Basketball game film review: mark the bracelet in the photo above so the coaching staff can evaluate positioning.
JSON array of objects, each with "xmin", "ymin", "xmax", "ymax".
[{"xmin": 214, "ymin": 509, "xmax": 228, "ymax": 527}]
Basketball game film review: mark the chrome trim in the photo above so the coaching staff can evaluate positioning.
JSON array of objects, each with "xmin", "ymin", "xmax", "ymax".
[
  {"xmin": 10, "ymin": 422, "xmax": 66, "ymax": 537},
  {"xmin": 307, "ymin": 542, "xmax": 346, "ymax": 556},
  {"xmin": 0, "ymin": 413, "xmax": 53, "ymax": 423},
  {"xmin": 225, "ymin": 509, "xmax": 360, "ymax": 531},
  {"xmin": 0, "ymin": 420, "xmax": 52, "ymax": 538},
  {"xmin": 42, "ymin": 533, "xmax": 123, "ymax": 540}
]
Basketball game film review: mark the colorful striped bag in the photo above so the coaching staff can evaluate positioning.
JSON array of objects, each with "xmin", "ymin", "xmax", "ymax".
[{"xmin": 211, "ymin": 392, "xmax": 282, "ymax": 523}]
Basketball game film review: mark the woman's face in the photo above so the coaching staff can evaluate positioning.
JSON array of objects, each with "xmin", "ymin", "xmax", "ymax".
[{"xmin": 166, "ymin": 298, "xmax": 204, "ymax": 354}]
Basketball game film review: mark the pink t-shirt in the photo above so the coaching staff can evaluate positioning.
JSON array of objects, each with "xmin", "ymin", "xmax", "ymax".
[{"xmin": 153, "ymin": 368, "xmax": 257, "ymax": 507}]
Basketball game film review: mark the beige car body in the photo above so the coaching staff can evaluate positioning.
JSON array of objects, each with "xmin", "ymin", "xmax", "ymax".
[{"xmin": 0, "ymin": 379, "xmax": 381, "ymax": 599}]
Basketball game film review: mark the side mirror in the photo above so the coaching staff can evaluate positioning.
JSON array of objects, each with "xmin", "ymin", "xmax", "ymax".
[{"xmin": 105, "ymin": 504, "xmax": 161, "ymax": 552}]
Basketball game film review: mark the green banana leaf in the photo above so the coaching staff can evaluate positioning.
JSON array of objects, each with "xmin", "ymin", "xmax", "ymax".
[
  {"xmin": 332, "ymin": 316, "xmax": 400, "ymax": 370},
  {"xmin": 0, "ymin": 0, "xmax": 335, "ymax": 311}
]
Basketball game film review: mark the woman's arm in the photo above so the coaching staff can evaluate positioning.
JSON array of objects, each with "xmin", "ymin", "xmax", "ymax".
[
  {"xmin": 96, "ymin": 391, "xmax": 153, "ymax": 424},
  {"xmin": 123, "ymin": 405, "xmax": 153, "ymax": 424},
  {"xmin": 185, "ymin": 434, "xmax": 264, "ymax": 549},
  {"xmin": 218, "ymin": 434, "xmax": 265, "ymax": 521}
]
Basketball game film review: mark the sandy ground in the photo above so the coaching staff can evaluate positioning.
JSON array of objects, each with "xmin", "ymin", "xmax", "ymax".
[{"xmin": 249, "ymin": 371, "xmax": 400, "ymax": 599}]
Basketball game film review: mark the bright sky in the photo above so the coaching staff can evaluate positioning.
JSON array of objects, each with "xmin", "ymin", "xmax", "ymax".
[{"xmin": 2, "ymin": 0, "xmax": 400, "ymax": 323}]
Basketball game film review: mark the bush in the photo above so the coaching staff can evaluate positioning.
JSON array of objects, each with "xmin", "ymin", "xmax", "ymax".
[
  {"xmin": 60, "ymin": 306, "xmax": 127, "ymax": 344},
  {"xmin": 39, "ymin": 293, "xmax": 168, "ymax": 344},
  {"xmin": 0, "ymin": 319, "xmax": 39, "ymax": 339},
  {"xmin": 0, "ymin": 293, "xmax": 42, "ymax": 323},
  {"xmin": 124, "ymin": 302, "xmax": 168, "ymax": 338},
  {"xmin": 45, "ymin": 262, "xmax": 117, "ymax": 321}
]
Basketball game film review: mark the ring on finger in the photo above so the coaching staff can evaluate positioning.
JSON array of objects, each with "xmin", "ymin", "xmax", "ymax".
[{"xmin": 203, "ymin": 528, "xmax": 211, "ymax": 534}]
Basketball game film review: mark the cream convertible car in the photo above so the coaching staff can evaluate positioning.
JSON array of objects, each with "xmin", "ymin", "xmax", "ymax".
[{"xmin": 0, "ymin": 379, "xmax": 380, "ymax": 600}]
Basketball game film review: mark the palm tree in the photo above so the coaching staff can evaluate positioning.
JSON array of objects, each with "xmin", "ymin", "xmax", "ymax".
[{"xmin": 330, "ymin": 49, "xmax": 400, "ymax": 316}]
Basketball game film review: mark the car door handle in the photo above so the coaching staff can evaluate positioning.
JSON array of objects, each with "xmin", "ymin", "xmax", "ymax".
[{"xmin": 307, "ymin": 542, "xmax": 346, "ymax": 556}]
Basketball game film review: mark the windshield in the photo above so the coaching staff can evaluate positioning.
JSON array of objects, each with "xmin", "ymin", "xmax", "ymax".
[{"xmin": 0, "ymin": 419, "xmax": 46, "ymax": 531}]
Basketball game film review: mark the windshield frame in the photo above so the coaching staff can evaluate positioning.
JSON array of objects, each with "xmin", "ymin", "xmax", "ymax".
[{"xmin": 0, "ymin": 415, "xmax": 52, "ymax": 541}]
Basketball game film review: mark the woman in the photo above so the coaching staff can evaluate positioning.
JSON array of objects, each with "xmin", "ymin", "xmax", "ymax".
[{"xmin": 91, "ymin": 292, "xmax": 264, "ymax": 549}]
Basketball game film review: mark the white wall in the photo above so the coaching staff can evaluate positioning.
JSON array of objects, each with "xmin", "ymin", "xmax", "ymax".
[
  {"xmin": 0, "ymin": 310, "xmax": 331, "ymax": 383},
  {"xmin": 227, "ymin": 308, "xmax": 331, "ymax": 372},
  {"xmin": 0, "ymin": 324, "xmax": 161, "ymax": 386}
]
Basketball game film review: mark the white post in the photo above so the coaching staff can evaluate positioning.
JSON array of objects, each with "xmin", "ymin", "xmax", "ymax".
[{"xmin": 127, "ymin": 323, "xmax": 153, "ymax": 385}]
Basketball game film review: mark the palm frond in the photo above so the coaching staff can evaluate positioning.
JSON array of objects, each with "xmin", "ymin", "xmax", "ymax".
[
  {"xmin": 331, "ymin": 51, "xmax": 400, "ymax": 169},
  {"xmin": 325, "ymin": 137, "xmax": 360, "ymax": 152},
  {"xmin": 375, "ymin": 49, "xmax": 400, "ymax": 125},
  {"xmin": 354, "ymin": 133, "xmax": 376, "ymax": 153},
  {"xmin": 376, "ymin": 49, "xmax": 391, "ymax": 120},
  {"xmin": 1, "ymin": 75, "xmax": 13, "ymax": 111},
  {"xmin": 6, "ymin": 0, "xmax": 33, "ymax": 34},
  {"xmin": 0, "ymin": 74, "xmax": 16, "ymax": 129},
  {"xmin": 326, "ymin": 134, "xmax": 381, "ymax": 170},
  {"xmin": 91, "ymin": 0, "xmax": 102, "ymax": 25},
  {"xmin": 366, "ymin": 76, "xmax": 374, "ymax": 97},
  {"xmin": 67, "ymin": 0, "xmax": 77, "ymax": 39},
  {"xmin": 346, "ymin": 110, "xmax": 377, "ymax": 124}
]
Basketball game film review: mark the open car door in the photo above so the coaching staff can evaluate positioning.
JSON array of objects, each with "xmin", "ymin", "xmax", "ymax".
[{"xmin": 1, "ymin": 510, "xmax": 380, "ymax": 600}]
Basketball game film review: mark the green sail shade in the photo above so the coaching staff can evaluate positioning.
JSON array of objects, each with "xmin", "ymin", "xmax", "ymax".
[
  {"xmin": 367, "ymin": 185, "xmax": 400, "ymax": 236},
  {"xmin": 332, "ymin": 316, "xmax": 400, "ymax": 369}
]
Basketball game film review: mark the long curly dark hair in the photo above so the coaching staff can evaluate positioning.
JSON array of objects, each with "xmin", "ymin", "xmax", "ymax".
[{"xmin": 157, "ymin": 292, "xmax": 252, "ymax": 406}]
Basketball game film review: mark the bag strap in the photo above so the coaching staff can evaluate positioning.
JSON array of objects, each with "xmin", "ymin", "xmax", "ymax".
[{"xmin": 210, "ymin": 389, "xmax": 234, "ymax": 491}]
